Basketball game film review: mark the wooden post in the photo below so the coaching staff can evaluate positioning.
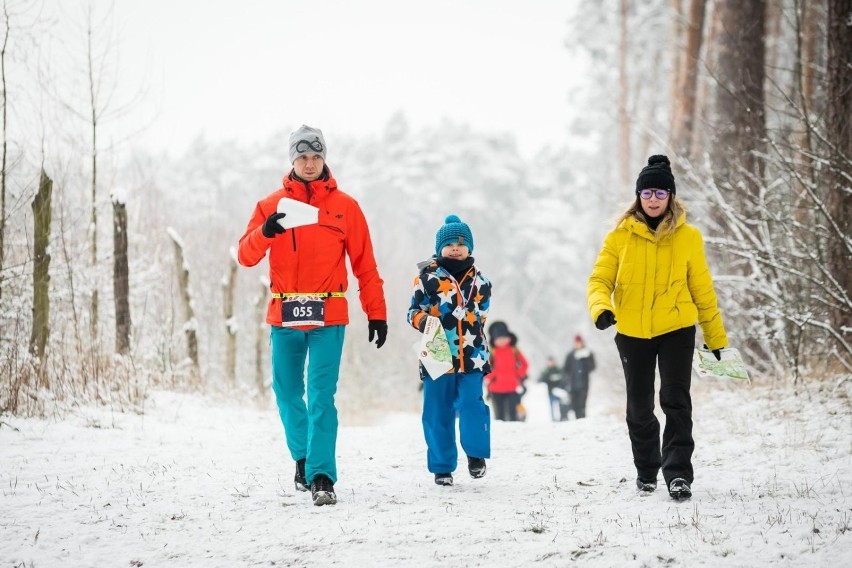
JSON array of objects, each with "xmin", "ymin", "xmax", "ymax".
[
  {"xmin": 255, "ymin": 279, "xmax": 268, "ymax": 397},
  {"xmin": 222, "ymin": 247, "xmax": 238, "ymax": 385},
  {"xmin": 29, "ymin": 169, "xmax": 53, "ymax": 365},
  {"xmin": 112, "ymin": 191, "xmax": 131, "ymax": 355},
  {"xmin": 167, "ymin": 227, "xmax": 199, "ymax": 375}
]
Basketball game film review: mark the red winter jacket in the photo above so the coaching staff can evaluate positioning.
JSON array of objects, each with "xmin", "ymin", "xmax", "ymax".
[
  {"xmin": 486, "ymin": 345, "xmax": 529, "ymax": 394},
  {"xmin": 237, "ymin": 168, "xmax": 386, "ymax": 327}
]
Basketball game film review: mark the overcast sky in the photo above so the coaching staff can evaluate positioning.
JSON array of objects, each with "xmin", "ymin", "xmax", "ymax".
[{"xmin": 89, "ymin": 0, "xmax": 586, "ymax": 159}]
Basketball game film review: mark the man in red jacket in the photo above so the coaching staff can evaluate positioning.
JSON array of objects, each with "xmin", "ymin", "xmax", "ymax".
[{"xmin": 238, "ymin": 125, "xmax": 387, "ymax": 507}]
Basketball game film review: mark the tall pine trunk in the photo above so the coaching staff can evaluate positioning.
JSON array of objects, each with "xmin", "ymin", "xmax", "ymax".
[
  {"xmin": 0, "ymin": 5, "xmax": 8, "ymax": 299},
  {"xmin": 618, "ymin": 0, "xmax": 631, "ymax": 186},
  {"xmin": 825, "ymin": 0, "xmax": 852, "ymax": 341},
  {"xmin": 671, "ymin": 0, "xmax": 707, "ymax": 157},
  {"xmin": 713, "ymin": 0, "xmax": 766, "ymax": 196}
]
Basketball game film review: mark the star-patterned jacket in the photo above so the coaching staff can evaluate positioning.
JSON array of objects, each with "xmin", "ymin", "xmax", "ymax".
[{"xmin": 407, "ymin": 259, "xmax": 492, "ymax": 376}]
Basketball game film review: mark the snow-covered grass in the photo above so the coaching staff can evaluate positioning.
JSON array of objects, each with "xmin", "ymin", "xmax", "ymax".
[{"xmin": 1, "ymin": 381, "xmax": 850, "ymax": 567}]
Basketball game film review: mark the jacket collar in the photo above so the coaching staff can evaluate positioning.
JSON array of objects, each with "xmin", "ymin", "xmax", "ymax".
[
  {"xmin": 282, "ymin": 166, "xmax": 337, "ymax": 205},
  {"xmin": 620, "ymin": 212, "xmax": 686, "ymax": 241}
]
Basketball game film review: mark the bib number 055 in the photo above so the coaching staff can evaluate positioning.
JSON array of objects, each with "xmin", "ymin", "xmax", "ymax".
[{"xmin": 281, "ymin": 295, "xmax": 326, "ymax": 327}]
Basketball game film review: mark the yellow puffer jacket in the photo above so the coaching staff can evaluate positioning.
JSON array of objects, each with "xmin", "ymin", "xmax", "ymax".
[{"xmin": 587, "ymin": 213, "xmax": 727, "ymax": 349}]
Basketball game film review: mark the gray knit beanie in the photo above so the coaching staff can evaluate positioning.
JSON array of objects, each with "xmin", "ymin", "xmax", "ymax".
[{"xmin": 288, "ymin": 125, "xmax": 327, "ymax": 163}]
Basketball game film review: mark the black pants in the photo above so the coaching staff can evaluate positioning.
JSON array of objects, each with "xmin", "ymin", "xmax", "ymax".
[
  {"xmin": 571, "ymin": 388, "xmax": 588, "ymax": 419},
  {"xmin": 491, "ymin": 393, "xmax": 518, "ymax": 421},
  {"xmin": 615, "ymin": 326, "xmax": 695, "ymax": 485}
]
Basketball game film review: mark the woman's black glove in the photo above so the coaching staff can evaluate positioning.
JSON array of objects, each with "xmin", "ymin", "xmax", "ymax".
[
  {"xmin": 368, "ymin": 320, "xmax": 388, "ymax": 349},
  {"xmin": 595, "ymin": 310, "xmax": 616, "ymax": 330},
  {"xmin": 703, "ymin": 344, "xmax": 722, "ymax": 361},
  {"xmin": 262, "ymin": 212, "xmax": 287, "ymax": 238}
]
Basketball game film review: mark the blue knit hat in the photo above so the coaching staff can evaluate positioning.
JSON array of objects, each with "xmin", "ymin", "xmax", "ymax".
[{"xmin": 435, "ymin": 214, "xmax": 474, "ymax": 256}]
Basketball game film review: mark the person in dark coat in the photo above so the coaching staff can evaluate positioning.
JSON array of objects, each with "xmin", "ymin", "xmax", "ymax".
[
  {"xmin": 562, "ymin": 334, "xmax": 596, "ymax": 419},
  {"xmin": 538, "ymin": 356, "xmax": 569, "ymax": 421}
]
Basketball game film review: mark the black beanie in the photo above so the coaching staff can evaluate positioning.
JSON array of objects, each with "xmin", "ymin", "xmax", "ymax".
[{"xmin": 635, "ymin": 155, "xmax": 676, "ymax": 195}]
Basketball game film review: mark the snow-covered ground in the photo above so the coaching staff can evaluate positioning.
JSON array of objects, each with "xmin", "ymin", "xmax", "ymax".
[{"xmin": 2, "ymin": 380, "xmax": 850, "ymax": 567}]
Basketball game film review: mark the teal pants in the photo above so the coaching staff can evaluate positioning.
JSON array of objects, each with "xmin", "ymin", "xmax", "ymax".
[{"xmin": 270, "ymin": 325, "xmax": 345, "ymax": 484}]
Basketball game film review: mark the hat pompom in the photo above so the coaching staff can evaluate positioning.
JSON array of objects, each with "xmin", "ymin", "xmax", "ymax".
[
  {"xmin": 435, "ymin": 214, "xmax": 474, "ymax": 255},
  {"xmin": 647, "ymin": 155, "xmax": 670, "ymax": 167},
  {"xmin": 636, "ymin": 154, "xmax": 677, "ymax": 194}
]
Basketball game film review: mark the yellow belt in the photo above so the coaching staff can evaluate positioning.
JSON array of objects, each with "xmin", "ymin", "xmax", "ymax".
[{"xmin": 272, "ymin": 292, "xmax": 346, "ymax": 299}]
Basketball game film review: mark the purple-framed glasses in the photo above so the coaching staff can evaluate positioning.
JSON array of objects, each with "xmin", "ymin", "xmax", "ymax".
[{"xmin": 638, "ymin": 189, "xmax": 671, "ymax": 200}]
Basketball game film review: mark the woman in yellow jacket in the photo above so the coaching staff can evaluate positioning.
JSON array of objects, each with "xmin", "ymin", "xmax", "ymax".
[{"xmin": 588, "ymin": 155, "xmax": 727, "ymax": 501}]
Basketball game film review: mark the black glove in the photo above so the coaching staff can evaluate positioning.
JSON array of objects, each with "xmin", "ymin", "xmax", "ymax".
[
  {"xmin": 703, "ymin": 344, "xmax": 722, "ymax": 361},
  {"xmin": 261, "ymin": 212, "xmax": 287, "ymax": 238},
  {"xmin": 368, "ymin": 320, "xmax": 388, "ymax": 349},
  {"xmin": 416, "ymin": 317, "xmax": 427, "ymax": 333},
  {"xmin": 595, "ymin": 310, "xmax": 616, "ymax": 330}
]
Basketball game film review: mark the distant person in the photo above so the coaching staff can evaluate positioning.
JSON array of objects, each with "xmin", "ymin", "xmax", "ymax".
[
  {"xmin": 538, "ymin": 356, "xmax": 569, "ymax": 422},
  {"xmin": 238, "ymin": 125, "xmax": 388, "ymax": 507},
  {"xmin": 407, "ymin": 215, "xmax": 492, "ymax": 487},
  {"xmin": 588, "ymin": 155, "xmax": 727, "ymax": 501},
  {"xmin": 486, "ymin": 325, "xmax": 529, "ymax": 422},
  {"xmin": 561, "ymin": 334, "xmax": 596, "ymax": 419}
]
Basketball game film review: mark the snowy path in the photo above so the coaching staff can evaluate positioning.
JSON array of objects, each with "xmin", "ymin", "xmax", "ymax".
[{"xmin": 1, "ymin": 384, "xmax": 850, "ymax": 567}]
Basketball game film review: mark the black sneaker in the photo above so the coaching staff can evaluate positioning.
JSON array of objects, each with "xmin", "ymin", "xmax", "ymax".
[
  {"xmin": 467, "ymin": 457, "xmax": 486, "ymax": 479},
  {"xmin": 668, "ymin": 478, "xmax": 692, "ymax": 500},
  {"xmin": 434, "ymin": 473, "xmax": 453, "ymax": 486},
  {"xmin": 294, "ymin": 459, "xmax": 308, "ymax": 492},
  {"xmin": 310, "ymin": 474, "xmax": 337, "ymax": 506},
  {"xmin": 636, "ymin": 478, "xmax": 657, "ymax": 492}
]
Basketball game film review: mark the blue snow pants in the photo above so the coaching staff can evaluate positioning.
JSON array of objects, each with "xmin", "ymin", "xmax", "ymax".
[
  {"xmin": 270, "ymin": 324, "xmax": 345, "ymax": 484},
  {"xmin": 422, "ymin": 371, "xmax": 491, "ymax": 474}
]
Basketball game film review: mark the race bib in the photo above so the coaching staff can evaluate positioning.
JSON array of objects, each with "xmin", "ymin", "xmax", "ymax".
[{"xmin": 281, "ymin": 295, "xmax": 325, "ymax": 327}]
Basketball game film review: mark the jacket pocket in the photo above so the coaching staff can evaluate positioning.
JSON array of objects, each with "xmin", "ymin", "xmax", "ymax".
[{"xmin": 308, "ymin": 224, "xmax": 346, "ymax": 273}]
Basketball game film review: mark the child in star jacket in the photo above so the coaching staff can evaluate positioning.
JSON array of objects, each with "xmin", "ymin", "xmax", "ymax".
[{"xmin": 407, "ymin": 215, "xmax": 492, "ymax": 486}]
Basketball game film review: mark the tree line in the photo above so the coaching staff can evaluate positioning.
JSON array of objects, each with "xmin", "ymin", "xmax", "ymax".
[{"xmin": 0, "ymin": 1, "xmax": 849, "ymax": 417}]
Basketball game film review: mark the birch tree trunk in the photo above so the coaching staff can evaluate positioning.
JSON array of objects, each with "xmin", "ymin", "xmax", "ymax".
[
  {"xmin": 112, "ymin": 194, "xmax": 130, "ymax": 355},
  {"xmin": 222, "ymin": 248, "xmax": 238, "ymax": 385},
  {"xmin": 167, "ymin": 228, "xmax": 199, "ymax": 376},
  {"xmin": 29, "ymin": 169, "xmax": 52, "ymax": 367}
]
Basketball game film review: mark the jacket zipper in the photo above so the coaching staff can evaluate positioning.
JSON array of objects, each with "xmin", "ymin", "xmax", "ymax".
[{"xmin": 455, "ymin": 268, "xmax": 474, "ymax": 373}]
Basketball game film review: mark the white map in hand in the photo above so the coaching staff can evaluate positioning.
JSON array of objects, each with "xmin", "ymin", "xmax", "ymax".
[
  {"xmin": 693, "ymin": 347, "xmax": 751, "ymax": 383},
  {"xmin": 276, "ymin": 198, "xmax": 319, "ymax": 229}
]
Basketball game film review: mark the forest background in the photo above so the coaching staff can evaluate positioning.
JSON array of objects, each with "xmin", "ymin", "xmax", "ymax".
[{"xmin": 0, "ymin": 0, "xmax": 849, "ymax": 419}]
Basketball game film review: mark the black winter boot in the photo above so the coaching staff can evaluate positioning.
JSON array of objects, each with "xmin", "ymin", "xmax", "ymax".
[
  {"xmin": 294, "ymin": 459, "xmax": 308, "ymax": 492},
  {"xmin": 668, "ymin": 478, "xmax": 692, "ymax": 501},
  {"xmin": 434, "ymin": 473, "xmax": 453, "ymax": 486},
  {"xmin": 311, "ymin": 474, "xmax": 337, "ymax": 506},
  {"xmin": 636, "ymin": 477, "xmax": 657, "ymax": 492},
  {"xmin": 467, "ymin": 457, "xmax": 486, "ymax": 479}
]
